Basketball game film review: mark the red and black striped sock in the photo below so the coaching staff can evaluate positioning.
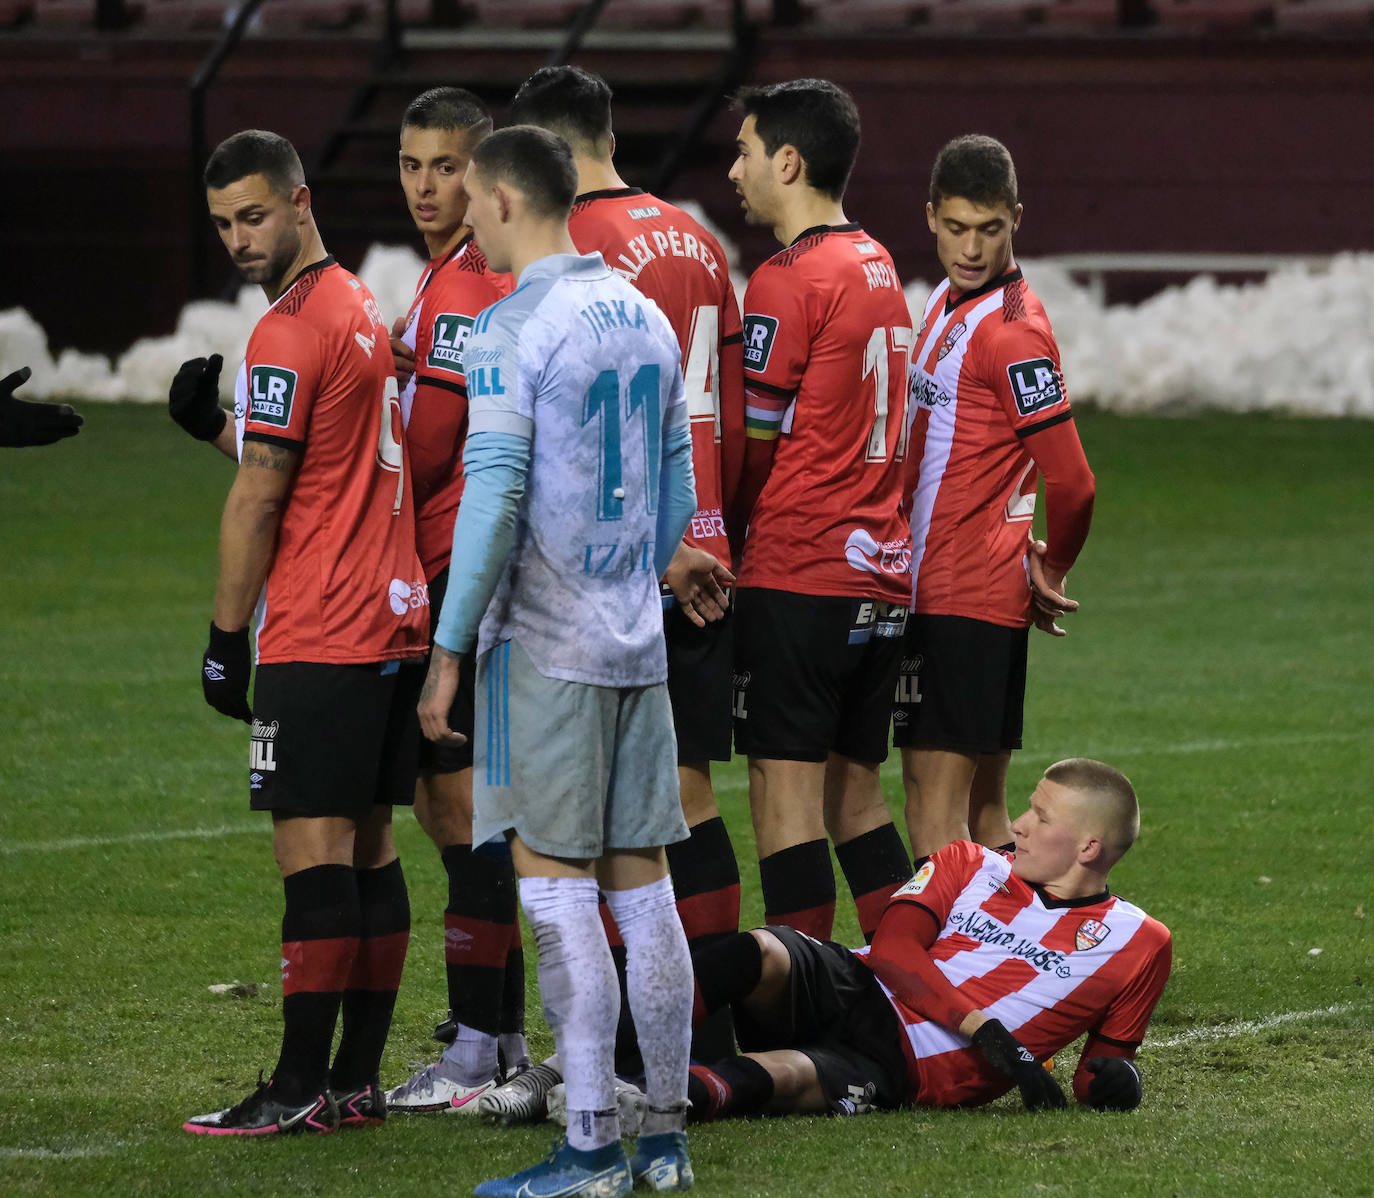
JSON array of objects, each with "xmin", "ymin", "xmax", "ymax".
[
  {"xmin": 499, "ymin": 924, "xmax": 526, "ymax": 1038},
  {"xmin": 836, "ymin": 822, "xmax": 912, "ymax": 943},
  {"xmin": 330, "ymin": 857, "xmax": 410, "ymax": 1091},
  {"xmin": 275, "ymin": 863, "xmax": 360, "ymax": 1101},
  {"xmin": 686, "ymin": 1057, "xmax": 774, "ymax": 1121},
  {"xmin": 667, "ymin": 817, "xmax": 741, "ymax": 1060},
  {"xmin": 759, "ymin": 839, "xmax": 835, "ymax": 941},
  {"xmin": 441, "ymin": 841, "xmax": 516, "ymax": 1038}
]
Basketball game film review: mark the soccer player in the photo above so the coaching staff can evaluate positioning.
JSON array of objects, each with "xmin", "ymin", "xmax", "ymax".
[
  {"xmin": 686, "ymin": 759, "xmax": 1172, "ymax": 1120},
  {"xmin": 897, "ymin": 135, "xmax": 1096, "ymax": 858},
  {"xmin": 179, "ymin": 130, "xmax": 429, "ymax": 1136},
  {"xmin": 0, "ymin": 366, "xmax": 82, "ymax": 447},
  {"xmin": 508, "ymin": 63, "xmax": 745, "ymax": 1068},
  {"xmin": 416, "ymin": 125, "xmax": 706, "ymax": 1196},
  {"xmin": 726, "ymin": 79, "xmax": 914, "ymax": 944},
  {"xmin": 378, "ymin": 86, "xmax": 532, "ymax": 1118}
]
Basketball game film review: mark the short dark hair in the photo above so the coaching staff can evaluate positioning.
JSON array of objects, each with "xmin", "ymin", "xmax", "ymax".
[
  {"xmin": 509, "ymin": 66, "xmax": 613, "ymax": 156},
  {"xmin": 1044, "ymin": 758, "xmax": 1140, "ymax": 860},
  {"xmin": 470, "ymin": 125, "xmax": 577, "ymax": 220},
  {"xmin": 930, "ymin": 134, "xmax": 1019, "ymax": 211},
  {"xmin": 401, "ymin": 86, "xmax": 493, "ymax": 140},
  {"xmin": 733, "ymin": 78, "xmax": 860, "ymax": 201},
  {"xmin": 203, "ymin": 129, "xmax": 304, "ymax": 197}
]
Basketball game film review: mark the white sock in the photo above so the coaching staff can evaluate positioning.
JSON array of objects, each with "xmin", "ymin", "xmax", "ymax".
[
  {"xmin": 498, "ymin": 1031, "xmax": 531, "ymax": 1076},
  {"xmin": 438, "ymin": 1023, "xmax": 499, "ymax": 1086},
  {"xmin": 604, "ymin": 876, "xmax": 692, "ymax": 1135},
  {"xmin": 519, "ymin": 875, "xmax": 620, "ymax": 1150}
]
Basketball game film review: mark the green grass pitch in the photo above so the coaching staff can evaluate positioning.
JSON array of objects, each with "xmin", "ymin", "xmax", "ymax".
[{"xmin": 1, "ymin": 405, "xmax": 1371, "ymax": 1195}]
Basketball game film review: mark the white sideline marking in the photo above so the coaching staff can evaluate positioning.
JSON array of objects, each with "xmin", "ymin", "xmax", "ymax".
[
  {"xmin": 1102, "ymin": 730, "xmax": 1363, "ymax": 759},
  {"xmin": 1150, "ymin": 1002, "xmax": 1364, "ymax": 1050},
  {"xmin": 0, "ymin": 1145, "xmax": 124, "ymax": 1159},
  {"xmin": 0, "ymin": 823, "xmax": 262, "ymax": 855}
]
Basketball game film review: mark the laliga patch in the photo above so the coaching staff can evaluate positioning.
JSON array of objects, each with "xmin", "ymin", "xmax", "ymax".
[
  {"xmin": 1075, "ymin": 918, "xmax": 1111, "ymax": 951},
  {"xmin": 742, "ymin": 314, "xmax": 779, "ymax": 372},
  {"xmin": 1006, "ymin": 357, "xmax": 1065, "ymax": 417},
  {"xmin": 427, "ymin": 312, "xmax": 475, "ymax": 372},
  {"xmin": 896, "ymin": 859, "xmax": 937, "ymax": 898},
  {"xmin": 248, "ymin": 364, "xmax": 298, "ymax": 427}
]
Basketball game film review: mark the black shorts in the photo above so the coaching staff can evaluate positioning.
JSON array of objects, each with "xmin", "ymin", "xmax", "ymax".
[
  {"xmin": 249, "ymin": 659, "xmax": 424, "ymax": 818},
  {"xmin": 419, "ymin": 566, "xmax": 477, "ymax": 775},
  {"xmin": 732, "ymin": 588, "xmax": 906, "ymax": 764},
  {"xmin": 735, "ymin": 926, "xmax": 907, "ymax": 1116},
  {"xmin": 890, "ymin": 613, "xmax": 1028, "ymax": 755},
  {"xmin": 664, "ymin": 599, "xmax": 734, "ymax": 764}
]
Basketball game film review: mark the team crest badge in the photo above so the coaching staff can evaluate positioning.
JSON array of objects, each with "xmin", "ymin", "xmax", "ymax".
[
  {"xmin": 1075, "ymin": 919, "xmax": 1110, "ymax": 951},
  {"xmin": 937, "ymin": 320, "xmax": 967, "ymax": 360}
]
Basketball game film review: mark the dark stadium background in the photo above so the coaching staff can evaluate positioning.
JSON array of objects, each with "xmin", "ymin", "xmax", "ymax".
[{"xmin": 1, "ymin": 2, "xmax": 1372, "ymax": 360}]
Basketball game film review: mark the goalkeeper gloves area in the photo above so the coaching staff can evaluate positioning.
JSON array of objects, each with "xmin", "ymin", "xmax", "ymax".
[
  {"xmin": 169, "ymin": 354, "xmax": 228, "ymax": 443},
  {"xmin": 0, "ymin": 367, "xmax": 83, "ymax": 448},
  {"xmin": 1085, "ymin": 1056, "xmax": 1143, "ymax": 1112},
  {"xmin": 202, "ymin": 622, "xmax": 252, "ymax": 724},
  {"xmin": 971, "ymin": 1018, "xmax": 1067, "ymax": 1112}
]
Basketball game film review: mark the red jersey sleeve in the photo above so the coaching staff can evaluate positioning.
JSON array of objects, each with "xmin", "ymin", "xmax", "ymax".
[
  {"xmin": 976, "ymin": 321, "xmax": 1071, "ymax": 434},
  {"xmin": 718, "ymin": 290, "xmax": 746, "ymax": 518},
  {"xmin": 242, "ymin": 318, "xmax": 325, "ymax": 446},
  {"xmin": 885, "ymin": 839, "xmax": 987, "ymax": 926},
  {"xmin": 1093, "ymin": 919, "xmax": 1172, "ymax": 1045},
  {"xmin": 740, "ymin": 263, "xmax": 811, "ymax": 438},
  {"xmin": 1023, "ymin": 416, "xmax": 1095, "ymax": 574}
]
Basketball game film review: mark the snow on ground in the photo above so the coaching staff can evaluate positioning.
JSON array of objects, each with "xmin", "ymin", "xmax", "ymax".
[{"xmin": 3, "ymin": 229, "xmax": 1371, "ymax": 417}]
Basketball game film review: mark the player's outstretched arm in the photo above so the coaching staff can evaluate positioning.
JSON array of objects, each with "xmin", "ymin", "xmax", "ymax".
[
  {"xmin": 168, "ymin": 354, "xmax": 236, "ymax": 460},
  {"xmin": 0, "ymin": 366, "xmax": 84, "ymax": 448}
]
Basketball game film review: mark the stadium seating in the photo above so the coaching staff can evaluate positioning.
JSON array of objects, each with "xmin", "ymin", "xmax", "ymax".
[
  {"xmin": 1272, "ymin": 0, "xmax": 1374, "ymax": 26},
  {"xmin": 1148, "ymin": 0, "xmax": 1272, "ymax": 27}
]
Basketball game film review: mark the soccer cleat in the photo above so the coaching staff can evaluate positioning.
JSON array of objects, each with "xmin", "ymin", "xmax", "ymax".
[
  {"xmin": 628, "ymin": 1131, "xmax": 694, "ymax": 1192},
  {"xmin": 474, "ymin": 1137, "xmax": 632, "ymax": 1198},
  {"xmin": 384, "ymin": 1060, "xmax": 498, "ymax": 1114},
  {"xmin": 477, "ymin": 1054, "xmax": 563, "ymax": 1126},
  {"xmin": 183, "ymin": 1074, "xmax": 339, "ymax": 1136},
  {"xmin": 333, "ymin": 1078, "xmax": 387, "ymax": 1128},
  {"xmin": 547, "ymin": 1077, "xmax": 647, "ymax": 1139}
]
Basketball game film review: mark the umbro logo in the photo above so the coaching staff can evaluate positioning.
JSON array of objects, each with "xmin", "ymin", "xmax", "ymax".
[{"xmin": 204, "ymin": 659, "xmax": 226, "ymax": 681}]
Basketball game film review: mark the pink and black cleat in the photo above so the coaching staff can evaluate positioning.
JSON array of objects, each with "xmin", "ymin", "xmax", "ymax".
[{"xmin": 183, "ymin": 1073, "xmax": 340, "ymax": 1136}]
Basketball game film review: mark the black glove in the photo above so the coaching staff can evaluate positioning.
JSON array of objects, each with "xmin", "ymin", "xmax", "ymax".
[
  {"xmin": 1085, "ymin": 1056, "xmax": 1143, "ymax": 1112},
  {"xmin": 0, "ymin": 366, "xmax": 83, "ymax": 448},
  {"xmin": 202, "ymin": 622, "xmax": 252, "ymax": 723},
  {"xmin": 972, "ymin": 1018, "xmax": 1066, "ymax": 1111},
  {"xmin": 169, "ymin": 354, "xmax": 228, "ymax": 442}
]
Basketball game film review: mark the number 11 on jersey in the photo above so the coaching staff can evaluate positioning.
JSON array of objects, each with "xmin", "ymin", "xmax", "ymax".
[{"xmin": 582, "ymin": 363, "xmax": 662, "ymax": 521}]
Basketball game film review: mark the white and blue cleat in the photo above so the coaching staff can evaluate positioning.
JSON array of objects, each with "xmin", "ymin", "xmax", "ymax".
[{"xmin": 474, "ymin": 1138, "xmax": 632, "ymax": 1198}]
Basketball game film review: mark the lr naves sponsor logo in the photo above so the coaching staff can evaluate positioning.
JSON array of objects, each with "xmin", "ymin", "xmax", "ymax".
[
  {"xmin": 949, "ymin": 909, "xmax": 1073, "ymax": 978},
  {"xmin": 1006, "ymin": 357, "xmax": 1065, "ymax": 417},
  {"xmin": 250, "ymin": 718, "xmax": 279, "ymax": 774}
]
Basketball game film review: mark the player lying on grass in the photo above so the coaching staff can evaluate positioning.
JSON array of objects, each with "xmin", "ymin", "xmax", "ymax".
[{"xmin": 684, "ymin": 758, "xmax": 1172, "ymax": 1119}]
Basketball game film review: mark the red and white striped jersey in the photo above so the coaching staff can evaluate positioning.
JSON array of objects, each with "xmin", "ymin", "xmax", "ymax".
[
  {"xmin": 905, "ymin": 269, "xmax": 1087, "ymax": 627},
  {"xmin": 860, "ymin": 839, "xmax": 1172, "ymax": 1107},
  {"xmin": 397, "ymin": 233, "xmax": 512, "ymax": 580}
]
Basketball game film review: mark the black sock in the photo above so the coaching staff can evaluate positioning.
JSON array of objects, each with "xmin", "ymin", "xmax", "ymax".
[
  {"xmin": 275, "ymin": 863, "xmax": 359, "ymax": 1100},
  {"xmin": 691, "ymin": 931, "xmax": 763, "ymax": 1021},
  {"xmin": 667, "ymin": 816, "xmax": 742, "ymax": 1060},
  {"xmin": 331, "ymin": 858, "xmax": 409, "ymax": 1091},
  {"xmin": 441, "ymin": 841, "xmax": 516, "ymax": 1037},
  {"xmin": 836, "ymin": 823, "xmax": 912, "ymax": 943},
  {"xmin": 687, "ymin": 1056, "xmax": 775, "ymax": 1121},
  {"xmin": 759, "ymin": 839, "xmax": 836, "ymax": 940}
]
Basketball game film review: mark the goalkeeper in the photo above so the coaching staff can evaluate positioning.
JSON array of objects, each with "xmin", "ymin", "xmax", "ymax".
[{"xmin": 686, "ymin": 758, "xmax": 1171, "ymax": 1119}]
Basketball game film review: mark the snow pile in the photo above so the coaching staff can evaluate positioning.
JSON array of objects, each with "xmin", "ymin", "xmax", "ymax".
[{"xmin": 4, "ymin": 239, "xmax": 1373, "ymax": 417}]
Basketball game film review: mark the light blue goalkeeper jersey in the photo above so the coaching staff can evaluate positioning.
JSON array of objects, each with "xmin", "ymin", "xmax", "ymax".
[{"xmin": 434, "ymin": 250, "xmax": 695, "ymax": 688}]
